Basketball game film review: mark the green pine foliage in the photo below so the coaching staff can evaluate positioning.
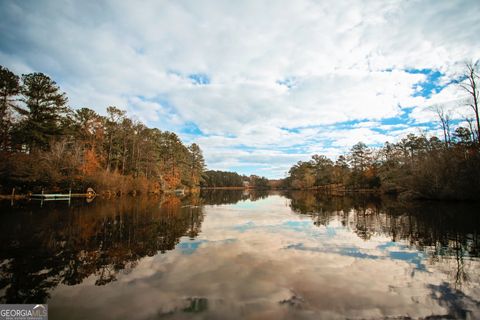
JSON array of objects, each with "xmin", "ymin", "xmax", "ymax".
[{"xmin": 201, "ymin": 170, "xmax": 244, "ymax": 187}]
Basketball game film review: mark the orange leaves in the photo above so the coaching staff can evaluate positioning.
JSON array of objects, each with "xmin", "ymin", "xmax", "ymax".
[
  {"xmin": 364, "ymin": 166, "xmax": 377, "ymax": 179},
  {"xmin": 80, "ymin": 148, "xmax": 101, "ymax": 176},
  {"xmin": 163, "ymin": 169, "xmax": 181, "ymax": 190}
]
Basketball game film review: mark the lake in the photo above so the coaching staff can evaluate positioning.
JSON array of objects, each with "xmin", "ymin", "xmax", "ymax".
[{"xmin": 0, "ymin": 190, "xmax": 479, "ymax": 319}]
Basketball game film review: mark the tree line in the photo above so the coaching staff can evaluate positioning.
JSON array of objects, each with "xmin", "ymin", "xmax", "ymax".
[
  {"xmin": 285, "ymin": 62, "xmax": 480, "ymax": 201},
  {"xmin": 285, "ymin": 131, "xmax": 480, "ymax": 200},
  {"xmin": 0, "ymin": 65, "xmax": 205, "ymax": 194},
  {"xmin": 201, "ymin": 170, "xmax": 270, "ymax": 189}
]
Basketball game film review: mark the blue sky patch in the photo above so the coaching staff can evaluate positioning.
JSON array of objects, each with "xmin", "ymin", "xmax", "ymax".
[
  {"xmin": 189, "ymin": 73, "xmax": 210, "ymax": 85},
  {"xmin": 277, "ymin": 77, "xmax": 297, "ymax": 89},
  {"xmin": 176, "ymin": 239, "xmax": 208, "ymax": 255},
  {"xmin": 181, "ymin": 121, "xmax": 205, "ymax": 136},
  {"xmin": 282, "ymin": 220, "xmax": 313, "ymax": 232},
  {"xmin": 407, "ymin": 68, "xmax": 446, "ymax": 98},
  {"xmin": 389, "ymin": 251, "xmax": 426, "ymax": 271}
]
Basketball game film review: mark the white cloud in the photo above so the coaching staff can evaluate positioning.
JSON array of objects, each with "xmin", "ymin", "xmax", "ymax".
[
  {"xmin": 1, "ymin": 0, "xmax": 479, "ymax": 177},
  {"xmin": 410, "ymin": 82, "xmax": 475, "ymax": 124}
]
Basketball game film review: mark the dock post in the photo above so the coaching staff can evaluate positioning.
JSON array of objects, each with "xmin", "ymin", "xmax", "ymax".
[{"xmin": 11, "ymin": 188, "xmax": 15, "ymax": 207}]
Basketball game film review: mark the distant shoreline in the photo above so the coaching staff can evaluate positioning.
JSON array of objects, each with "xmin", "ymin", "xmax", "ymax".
[{"xmin": 200, "ymin": 186, "xmax": 245, "ymax": 189}]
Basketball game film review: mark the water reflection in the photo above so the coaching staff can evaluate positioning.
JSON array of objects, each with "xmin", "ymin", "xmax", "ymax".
[
  {"xmin": 287, "ymin": 191, "xmax": 480, "ymax": 288},
  {"xmin": 0, "ymin": 194, "xmax": 203, "ymax": 303},
  {"xmin": 0, "ymin": 190, "xmax": 479, "ymax": 319},
  {"xmin": 199, "ymin": 188, "xmax": 269, "ymax": 205}
]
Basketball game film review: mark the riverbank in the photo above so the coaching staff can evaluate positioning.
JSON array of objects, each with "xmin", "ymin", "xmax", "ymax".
[
  {"xmin": 200, "ymin": 186, "xmax": 246, "ymax": 190},
  {"xmin": 0, "ymin": 184, "xmax": 207, "ymax": 199}
]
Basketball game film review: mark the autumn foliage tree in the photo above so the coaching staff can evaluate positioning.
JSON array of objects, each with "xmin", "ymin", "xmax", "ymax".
[{"xmin": 0, "ymin": 65, "xmax": 206, "ymax": 193}]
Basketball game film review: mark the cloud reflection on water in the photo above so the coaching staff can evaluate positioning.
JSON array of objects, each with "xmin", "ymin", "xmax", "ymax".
[{"xmin": 45, "ymin": 193, "xmax": 480, "ymax": 319}]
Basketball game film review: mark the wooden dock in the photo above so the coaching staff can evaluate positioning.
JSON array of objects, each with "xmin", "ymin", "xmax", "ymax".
[
  {"xmin": 30, "ymin": 188, "xmax": 96, "ymax": 201},
  {"xmin": 30, "ymin": 193, "xmax": 71, "ymax": 200}
]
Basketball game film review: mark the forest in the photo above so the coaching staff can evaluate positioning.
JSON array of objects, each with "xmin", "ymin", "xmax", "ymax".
[
  {"xmin": 284, "ymin": 132, "xmax": 480, "ymax": 200},
  {"xmin": 285, "ymin": 63, "xmax": 480, "ymax": 201},
  {"xmin": 0, "ymin": 65, "xmax": 205, "ymax": 194}
]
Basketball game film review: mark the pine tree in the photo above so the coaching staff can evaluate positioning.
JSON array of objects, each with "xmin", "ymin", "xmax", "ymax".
[
  {"xmin": 0, "ymin": 66, "xmax": 20, "ymax": 150},
  {"xmin": 16, "ymin": 72, "xmax": 69, "ymax": 152},
  {"xmin": 188, "ymin": 143, "xmax": 205, "ymax": 186}
]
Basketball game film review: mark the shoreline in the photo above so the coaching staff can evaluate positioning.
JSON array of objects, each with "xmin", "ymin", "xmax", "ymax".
[
  {"xmin": 1, "ymin": 187, "xmax": 477, "ymax": 203},
  {"xmin": 201, "ymin": 187, "xmax": 246, "ymax": 190}
]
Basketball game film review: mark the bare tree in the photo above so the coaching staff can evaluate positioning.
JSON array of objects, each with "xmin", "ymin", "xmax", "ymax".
[
  {"xmin": 462, "ymin": 115, "xmax": 477, "ymax": 142},
  {"xmin": 459, "ymin": 61, "xmax": 480, "ymax": 143},
  {"xmin": 431, "ymin": 105, "xmax": 452, "ymax": 147}
]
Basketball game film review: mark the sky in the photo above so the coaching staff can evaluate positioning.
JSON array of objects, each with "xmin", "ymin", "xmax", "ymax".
[{"xmin": 1, "ymin": 0, "xmax": 479, "ymax": 178}]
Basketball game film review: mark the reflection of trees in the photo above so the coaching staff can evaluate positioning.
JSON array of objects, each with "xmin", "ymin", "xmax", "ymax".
[
  {"xmin": 427, "ymin": 282, "xmax": 480, "ymax": 318},
  {"xmin": 286, "ymin": 191, "xmax": 381, "ymax": 234},
  {"xmin": 0, "ymin": 194, "xmax": 204, "ymax": 303},
  {"xmin": 200, "ymin": 189, "xmax": 249, "ymax": 205},
  {"xmin": 248, "ymin": 190, "xmax": 269, "ymax": 202},
  {"xmin": 199, "ymin": 189, "xmax": 269, "ymax": 205},
  {"xmin": 286, "ymin": 191, "xmax": 480, "ymax": 287}
]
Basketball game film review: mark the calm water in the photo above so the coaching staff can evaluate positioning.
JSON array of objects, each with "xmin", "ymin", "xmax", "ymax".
[{"xmin": 0, "ymin": 190, "xmax": 479, "ymax": 319}]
